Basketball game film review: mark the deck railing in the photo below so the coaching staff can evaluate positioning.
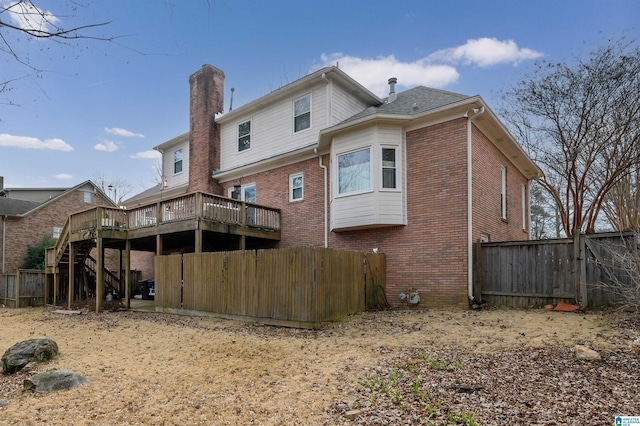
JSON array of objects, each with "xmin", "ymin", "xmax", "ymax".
[{"xmin": 65, "ymin": 192, "xmax": 282, "ymax": 234}]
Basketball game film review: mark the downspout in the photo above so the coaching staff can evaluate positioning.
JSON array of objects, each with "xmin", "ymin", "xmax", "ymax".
[
  {"xmin": 316, "ymin": 71, "xmax": 331, "ymax": 249},
  {"xmin": 465, "ymin": 106, "xmax": 485, "ymax": 301},
  {"xmin": 1, "ymin": 215, "xmax": 6, "ymax": 273},
  {"xmin": 315, "ymin": 148, "xmax": 328, "ymax": 248}
]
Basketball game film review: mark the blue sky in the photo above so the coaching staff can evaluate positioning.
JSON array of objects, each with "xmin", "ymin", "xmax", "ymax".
[{"xmin": 0, "ymin": 0, "xmax": 638, "ymax": 199}]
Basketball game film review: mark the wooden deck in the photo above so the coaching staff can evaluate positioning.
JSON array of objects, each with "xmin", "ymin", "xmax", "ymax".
[{"xmin": 45, "ymin": 191, "xmax": 281, "ymax": 311}]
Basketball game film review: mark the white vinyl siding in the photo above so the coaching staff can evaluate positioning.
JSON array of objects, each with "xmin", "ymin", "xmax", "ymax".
[
  {"xmin": 162, "ymin": 141, "xmax": 189, "ymax": 189},
  {"xmin": 331, "ymin": 125, "xmax": 405, "ymax": 231},
  {"xmin": 219, "ymin": 81, "xmax": 370, "ymax": 172}
]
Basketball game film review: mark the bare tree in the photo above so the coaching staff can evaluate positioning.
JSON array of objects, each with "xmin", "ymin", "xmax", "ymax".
[
  {"xmin": 601, "ymin": 167, "xmax": 640, "ymax": 231},
  {"xmin": 93, "ymin": 175, "xmax": 131, "ymax": 205},
  {"xmin": 501, "ymin": 37, "xmax": 640, "ymax": 237},
  {"xmin": 0, "ymin": 1, "xmax": 113, "ymax": 100}
]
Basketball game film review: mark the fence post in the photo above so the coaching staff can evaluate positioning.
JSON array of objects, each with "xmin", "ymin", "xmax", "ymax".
[
  {"xmin": 574, "ymin": 231, "xmax": 588, "ymax": 309},
  {"xmin": 15, "ymin": 269, "xmax": 20, "ymax": 308}
]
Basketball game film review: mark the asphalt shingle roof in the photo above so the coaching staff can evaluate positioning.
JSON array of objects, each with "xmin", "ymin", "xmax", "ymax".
[
  {"xmin": 0, "ymin": 198, "xmax": 41, "ymax": 216},
  {"xmin": 343, "ymin": 86, "xmax": 472, "ymax": 123}
]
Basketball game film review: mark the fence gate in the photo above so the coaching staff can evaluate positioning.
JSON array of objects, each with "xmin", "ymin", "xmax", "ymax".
[{"xmin": 475, "ymin": 231, "xmax": 639, "ymax": 308}]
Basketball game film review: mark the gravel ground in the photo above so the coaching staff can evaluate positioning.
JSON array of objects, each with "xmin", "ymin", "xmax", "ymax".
[{"xmin": 0, "ymin": 306, "xmax": 638, "ymax": 425}]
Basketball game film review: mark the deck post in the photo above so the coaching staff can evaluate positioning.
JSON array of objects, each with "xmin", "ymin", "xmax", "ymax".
[
  {"xmin": 53, "ymin": 269, "xmax": 59, "ymax": 305},
  {"xmin": 195, "ymin": 192, "xmax": 203, "ymax": 253},
  {"xmin": 44, "ymin": 268, "xmax": 49, "ymax": 306},
  {"xmin": 96, "ymin": 235, "xmax": 104, "ymax": 312},
  {"xmin": 156, "ymin": 234, "xmax": 162, "ymax": 256},
  {"xmin": 68, "ymin": 242, "xmax": 74, "ymax": 309},
  {"xmin": 124, "ymin": 239, "xmax": 131, "ymax": 309}
]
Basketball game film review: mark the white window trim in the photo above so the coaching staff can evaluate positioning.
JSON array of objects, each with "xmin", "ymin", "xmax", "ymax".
[
  {"xmin": 500, "ymin": 165, "xmax": 507, "ymax": 220},
  {"xmin": 289, "ymin": 172, "xmax": 304, "ymax": 202},
  {"xmin": 174, "ymin": 148, "xmax": 184, "ymax": 175},
  {"xmin": 237, "ymin": 118, "xmax": 252, "ymax": 153},
  {"xmin": 293, "ymin": 93, "xmax": 312, "ymax": 133},
  {"xmin": 336, "ymin": 146, "xmax": 373, "ymax": 197},
  {"xmin": 380, "ymin": 145, "xmax": 400, "ymax": 192}
]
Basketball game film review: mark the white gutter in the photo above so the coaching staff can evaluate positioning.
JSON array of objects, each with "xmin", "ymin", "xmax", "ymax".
[{"xmin": 466, "ymin": 106, "xmax": 485, "ymax": 301}]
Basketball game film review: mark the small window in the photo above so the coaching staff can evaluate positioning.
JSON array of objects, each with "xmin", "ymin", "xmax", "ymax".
[
  {"xmin": 338, "ymin": 148, "xmax": 371, "ymax": 195},
  {"xmin": 83, "ymin": 191, "xmax": 91, "ymax": 203},
  {"xmin": 500, "ymin": 165, "xmax": 507, "ymax": 220},
  {"xmin": 238, "ymin": 120, "xmax": 251, "ymax": 152},
  {"xmin": 381, "ymin": 148, "xmax": 397, "ymax": 189},
  {"xmin": 290, "ymin": 173, "xmax": 303, "ymax": 201},
  {"xmin": 53, "ymin": 226, "xmax": 62, "ymax": 239},
  {"xmin": 174, "ymin": 149, "xmax": 183, "ymax": 174},
  {"xmin": 294, "ymin": 94, "xmax": 311, "ymax": 132}
]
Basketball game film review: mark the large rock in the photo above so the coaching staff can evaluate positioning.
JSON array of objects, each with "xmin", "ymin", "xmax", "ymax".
[
  {"xmin": 23, "ymin": 370, "xmax": 88, "ymax": 393},
  {"xmin": 1, "ymin": 338, "xmax": 59, "ymax": 374},
  {"xmin": 574, "ymin": 344, "xmax": 601, "ymax": 361}
]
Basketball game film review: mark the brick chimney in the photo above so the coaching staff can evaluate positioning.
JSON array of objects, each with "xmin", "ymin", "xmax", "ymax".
[{"xmin": 188, "ymin": 64, "xmax": 225, "ymax": 194}]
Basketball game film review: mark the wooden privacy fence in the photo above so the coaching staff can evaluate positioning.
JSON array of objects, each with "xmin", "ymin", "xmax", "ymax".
[
  {"xmin": 155, "ymin": 248, "xmax": 386, "ymax": 328},
  {"xmin": 0, "ymin": 270, "xmax": 45, "ymax": 308},
  {"xmin": 475, "ymin": 231, "xmax": 638, "ymax": 308}
]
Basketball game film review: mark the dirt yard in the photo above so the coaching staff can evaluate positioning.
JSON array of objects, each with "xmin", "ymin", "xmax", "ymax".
[{"xmin": 0, "ymin": 305, "xmax": 638, "ymax": 425}]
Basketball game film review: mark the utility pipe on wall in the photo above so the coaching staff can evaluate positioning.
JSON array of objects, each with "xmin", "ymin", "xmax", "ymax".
[
  {"xmin": 316, "ymin": 149, "xmax": 328, "ymax": 248},
  {"xmin": 465, "ymin": 106, "xmax": 485, "ymax": 301}
]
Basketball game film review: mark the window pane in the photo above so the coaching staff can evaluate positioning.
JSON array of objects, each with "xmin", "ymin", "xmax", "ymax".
[
  {"xmin": 174, "ymin": 149, "xmax": 183, "ymax": 162},
  {"xmin": 174, "ymin": 160, "xmax": 183, "ymax": 174},
  {"xmin": 294, "ymin": 96, "xmax": 310, "ymax": 115},
  {"xmin": 244, "ymin": 185, "xmax": 256, "ymax": 203},
  {"xmin": 338, "ymin": 148, "xmax": 371, "ymax": 194},
  {"xmin": 294, "ymin": 112, "xmax": 310, "ymax": 132},
  {"xmin": 382, "ymin": 148, "xmax": 396, "ymax": 189},
  {"xmin": 292, "ymin": 187, "xmax": 302, "ymax": 200},
  {"xmin": 238, "ymin": 135, "xmax": 250, "ymax": 151},
  {"xmin": 238, "ymin": 121, "xmax": 250, "ymax": 137},
  {"xmin": 292, "ymin": 176, "xmax": 302, "ymax": 188}
]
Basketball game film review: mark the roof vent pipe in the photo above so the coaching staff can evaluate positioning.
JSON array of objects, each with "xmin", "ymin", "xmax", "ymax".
[
  {"xmin": 387, "ymin": 77, "xmax": 397, "ymax": 103},
  {"xmin": 229, "ymin": 87, "xmax": 235, "ymax": 112}
]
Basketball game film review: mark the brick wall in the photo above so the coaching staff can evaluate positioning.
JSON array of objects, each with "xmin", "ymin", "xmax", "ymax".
[
  {"xmin": 188, "ymin": 64, "xmax": 225, "ymax": 195},
  {"xmin": 216, "ymin": 119, "xmax": 531, "ymax": 308},
  {"xmin": 1, "ymin": 188, "xmax": 113, "ymax": 273},
  {"xmin": 471, "ymin": 125, "xmax": 529, "ymax": 242}
]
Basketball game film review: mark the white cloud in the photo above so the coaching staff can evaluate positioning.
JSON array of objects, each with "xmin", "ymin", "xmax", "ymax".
[
  {"xmin": 2, "ymin": 0, "xmax": 60, "ymax": 33},
  {"xmin": 94, "ymin": 140, "xmax": 119, "ymax": 152},
  {"xmin": 318, "ymin": 53, "xmax": 459, "ymax": 97},
  {"xmin": 428, "ymin": 37, "xmax": 543, "ymax": 67},
  {"xmin": 104, "ymin": 127, "xmax": 144, "ymax": 138},
  {"xmin": 54, "ymin": 173, "xmax": 74, "ymax": 180},
  {"xmin": 317, "ymin": 38, "xmax": 542, "ymax": 97},
  {"xmin": 0, "ymin": 133, "xmax": 73, "ymax": 151},
  {"xmin": 130, "ymin": 150, "xmax": 161, "ymax": 160}
]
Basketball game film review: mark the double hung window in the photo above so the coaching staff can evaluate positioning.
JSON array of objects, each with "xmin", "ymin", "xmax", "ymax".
[
  {"xmin": 238, "ymin": 120, "xmax": 251, "ymax": 152},
  {"xmin": 338, "ymin": 148, "xmax": 371, "ymax": 195},
  {"xmin": 294, "ymin": 94, "xmax": 311, "ymax": 132}
]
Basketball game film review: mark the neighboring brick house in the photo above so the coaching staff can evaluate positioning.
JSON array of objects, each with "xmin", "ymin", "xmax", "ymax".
[
  {"xmin": 125, "ymin": 65, "xmax": 541, "ymax": 308},
  {"xmin": 0, "ymin": 178, "xmax": 114, "ymax": 273}
]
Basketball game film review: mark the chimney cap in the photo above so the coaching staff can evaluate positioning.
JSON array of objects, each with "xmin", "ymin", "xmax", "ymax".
[{"xmin": 388, "ymin": 77, "xmax": 397, "ymax": 85}]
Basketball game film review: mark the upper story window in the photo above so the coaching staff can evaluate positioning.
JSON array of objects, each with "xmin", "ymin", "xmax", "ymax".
[
  {"xmin": 238, "ymin": 120, "xmax": 251, "ymax": 152},
  {"xmin": 338, "ymin": 147, "xmax": 371, "ymax": 195},
  {"xmin": 174, "ymin": 149, "xmax": 183, "ymax": 174},
  {"xmin": 381, "ymin": 147, "xmax": 397, "ymax": 189},
  {"xmin": 83, "ymin": 191, "xmax": 91, "ymax": 203},
  {"xmin": 294, "ymin": 94, "xmax": 311, "ymax": 133},
  {"xmin": 289, "ymin": 173, "xmax": 303, "ymax": 202}
]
